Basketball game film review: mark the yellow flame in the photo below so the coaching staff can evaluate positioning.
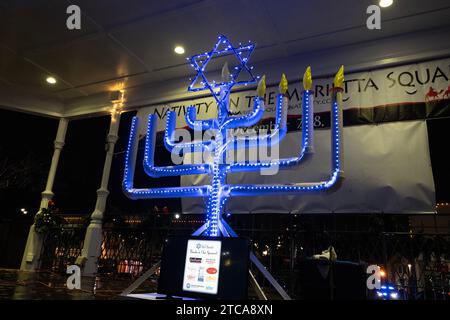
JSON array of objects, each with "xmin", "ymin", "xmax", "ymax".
[
  {"xmin": 334, "ymin": 65, "xmax": 344, "ymax": 88},
  {"xmin": 279, "ymin": 73, "xmax": 288, "ymax": 94},
  {"xmin": 256, "ymin": 75, "xmax": 266, "ymax": 97},
  {"xmin": 303, "ymin": 66, "xmax": 312, "ymax": 90}
]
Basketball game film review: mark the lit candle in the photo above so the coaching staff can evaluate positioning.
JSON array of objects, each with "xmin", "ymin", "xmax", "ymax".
[
  {"xmin": 279, "ymin": 73, "xmax": 289, "ymax": 130},
  {"xmin": 256, "ymin": 75, "xmax": 266, "ymax": 98},
  {"xmin": 332, "ymin": 65, "xmax": 345, "ymax": 174},
  {"xmin": 303, "ymin": 67, "xmax": 314, "ymax": 153}
]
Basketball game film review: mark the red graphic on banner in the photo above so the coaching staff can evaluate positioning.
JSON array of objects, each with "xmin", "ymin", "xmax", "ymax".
[
  {"xmin": 443, "ymin": 85, "xmax": 450, "ymax": 99},
  {"xmin": 425, "ymin": 87, "xmax": 443, "ymax": 101}
]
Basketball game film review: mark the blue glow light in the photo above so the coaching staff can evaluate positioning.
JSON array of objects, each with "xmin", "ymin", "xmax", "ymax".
[
  {"xmin": 376, "ymin": 283, "xmax": 399, "ymax": 300},
  {"xmin": 122, "ymin": 35, "xmax": 344, "ymax": 237},
  {"xmin": 144, "ymin": 114, "xmax": 210, "ymax": 177},
  {"xmin": 185, "ymin": 106, "xmax": 214, "ymax": 130},
  {"xmin": 187, "ymin": 34, "xmax": 257, "ymax": 106},
  {"xmin": 122, "ymin": 116, "xmax": 211, "ymax": 199}
]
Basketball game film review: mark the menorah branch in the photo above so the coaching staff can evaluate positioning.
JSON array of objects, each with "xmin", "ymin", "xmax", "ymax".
[
  {"xmin": 220, "ymin": 95, "xmax": 265, "ymax": 130},
  {"xmin": 225, "ymin": 87, "xmax": 343, "ymax": 196},
  {"xmin": 226, "ymin": 91, "xmax": 314, "ymax": 173},
  {"xmin": 144, "ymin": 115, "xmax": 210, "ymax": 177},
  {"xmin": 164, "ymin": 111, "xmax": 211, "ymax": 154},
  {"xmin": 185, "ymin": 106, "xmax": 214, "ymax": 130},
  {"xmin": 224, "ymin": 94, "xmax": 288, "ymax": 153},
  {"xmin": 123, "ymin": 116, "xmax": 211, "ymax": 200}
]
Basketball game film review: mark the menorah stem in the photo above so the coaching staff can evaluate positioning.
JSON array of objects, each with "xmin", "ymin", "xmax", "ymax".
[
  {"xmin": 202, "ymin": 84, "xmax": 233, "ymax": 236},
  {"xmin": 206, "ymin": 168, "xmax": 222, "ymax": 236},
  {"xmin": 205, "ymin": 130, "xmax": 227, "ymax": 237},
  {"xmin": 218, "ymin": 85, "xmax": 230, "ymax": 124}
]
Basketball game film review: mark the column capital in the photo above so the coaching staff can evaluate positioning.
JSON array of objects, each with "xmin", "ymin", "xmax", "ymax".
[
  {"xmin": 96, "ymin": 188, "xmax": 110, "ymax": 198},
  {"xmin": 54, "ymin": 140, "xmax": 65, "ymax": 149},
  {"xmin": 41, "ymin": 190, "xmax": 54, "ymax": 200},
  {"xmin": 90, "ymin": 209, "xmax": 104, "ymax": 223}
]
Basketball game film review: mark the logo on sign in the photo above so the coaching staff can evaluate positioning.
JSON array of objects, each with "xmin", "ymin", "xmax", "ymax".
[
  {"xmin": 207, "ymin": 267, "xmax": 217, "ymax": 274},
  {"xmin": 186, "ymin": 274, "xmax": 196, "ymax": 281},
  {"xmin": 206, "ymin": 275, "xmax": 217, "ymax": 282}
]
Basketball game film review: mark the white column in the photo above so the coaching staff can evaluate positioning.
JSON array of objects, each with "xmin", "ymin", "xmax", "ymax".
[
  {"xmin": 79, "ymin": 110, "xmax": 121, "ymax": 276},
  {"xmin": 20, "ymin": 118, "xmax": 68, "ymax": 271}
]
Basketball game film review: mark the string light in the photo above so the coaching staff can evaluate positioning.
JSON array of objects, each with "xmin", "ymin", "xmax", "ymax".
[
  {"xmin": 110, "ymin": 89, "xmax": 125, "ymax": 116},
  {"xmin": 187, "ymin": 34, "xmax": 257, "ymax": 106},
  {"xmin": 144, "ymin": 114, "xmax": 210, "ymax": 177},
  {"xmin": 122, "ymin": 117, "xmax": 210, "ymax": 200}
]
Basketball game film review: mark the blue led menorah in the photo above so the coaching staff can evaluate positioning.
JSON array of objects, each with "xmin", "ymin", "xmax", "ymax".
[
  {"xmin": 121, "ymin": 35, "xmax": 345, "ymax": 299},
  {"xmin": 123, "ymin": 35, "xmax": 344, "ymax": 237}
]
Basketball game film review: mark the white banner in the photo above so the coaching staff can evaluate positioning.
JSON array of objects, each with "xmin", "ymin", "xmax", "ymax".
[{"xmin": 137, "ymin": 57, "xmax": 450, "ymax": 132}]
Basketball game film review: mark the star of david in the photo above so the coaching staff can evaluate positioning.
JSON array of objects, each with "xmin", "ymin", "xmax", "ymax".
[{"xmin": 187, "ymin": 35, "xmax": 257, "ymax": 103}]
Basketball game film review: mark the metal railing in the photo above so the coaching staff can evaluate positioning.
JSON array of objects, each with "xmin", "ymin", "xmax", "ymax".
[
  {"xmin": 39, "ymin": 213, "xmax": 450, "ymax": 299},
  {"xmin": 40, "ymin": 226, "xmax": 86, "ymax": 273}
]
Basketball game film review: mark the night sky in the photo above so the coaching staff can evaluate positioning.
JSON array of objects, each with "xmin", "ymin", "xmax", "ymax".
[
  {"xmin": 0, "ymin": 109, "xmax": 182, "ymax": 219},
  {"xmin": 0, "ymin": 108, "xmax": 448, "ymax": 219}
]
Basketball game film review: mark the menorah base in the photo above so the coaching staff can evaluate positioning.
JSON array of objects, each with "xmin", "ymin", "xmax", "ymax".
[{"xmin": 120, "ymin": 219, "xmax": 291, "ymax": 300}]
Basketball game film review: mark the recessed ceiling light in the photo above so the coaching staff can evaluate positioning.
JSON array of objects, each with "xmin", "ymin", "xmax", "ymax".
[
  {"xmin": 46, "ymin": 76, "xmax": 57, "ymax": 84},
  {"xmin": 174, "ymin": 46, "xmax": 185, "ymax": 55},
  {"xmin": 379, "ymin": 0, "xmax": 393, "ymax": 8}
]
